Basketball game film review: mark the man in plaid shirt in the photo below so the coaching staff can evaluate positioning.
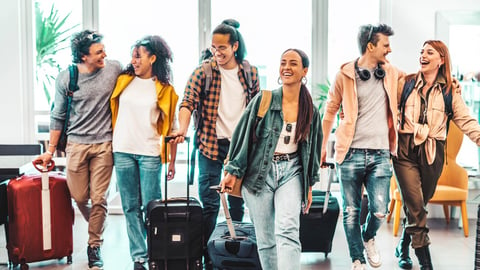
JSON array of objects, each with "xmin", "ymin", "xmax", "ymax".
[{"xmin": 172, "ymin": 19, "xmax": 260, "ymax": 269}]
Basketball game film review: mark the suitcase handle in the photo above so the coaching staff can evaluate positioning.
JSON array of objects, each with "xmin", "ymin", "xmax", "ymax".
[{"xmin": 32, "ymin": 160, "xmax": 55, "ymax": 172}]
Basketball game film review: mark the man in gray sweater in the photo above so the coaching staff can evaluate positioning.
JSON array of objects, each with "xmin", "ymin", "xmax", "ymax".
[{"xmin": 35, "ymin": 30, "xmax": 122, "ymax": 269}]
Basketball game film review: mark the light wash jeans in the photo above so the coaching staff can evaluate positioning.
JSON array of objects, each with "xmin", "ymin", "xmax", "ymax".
[
  {"xmin": 242, "ymin": 156, "xmax": 302, "ymax": 270},
  {"xmin": 113, "ymin": 152, "xmax": 162, "ymax": 263},
  {"xmin": 337, "ymin": 148, "xmax": 392, "ymax": 263}
]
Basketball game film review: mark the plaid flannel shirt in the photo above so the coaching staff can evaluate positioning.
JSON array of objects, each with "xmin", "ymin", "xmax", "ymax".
[{"xmin": 180, "ymin": 59, "xmax": 260, "ymax": 160}]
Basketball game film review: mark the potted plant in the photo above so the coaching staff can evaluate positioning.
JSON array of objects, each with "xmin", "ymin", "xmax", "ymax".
[{"xmin": 35, "ymin": 2, "xmax": 79, "ymax": 107}]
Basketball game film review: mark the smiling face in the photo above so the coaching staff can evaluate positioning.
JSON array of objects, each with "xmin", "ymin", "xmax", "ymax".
[
  {"xmin": 211, "ymin": 33, "xmax": 238, "ymax": 69},
  {"xmin": 82, "ymin": 43, "xmax": 107, "ymax": 71},
  {"xmin": 369, "ymin": 33, "xmax": 392, "ymax": 64},
  {"xmin": 131, "ymin": 46, "xmax": 155, "ymax": 79},
  {"xmin": 279, "ymin": 50, "xmax": 308, "ymax": 86},
  {"xmin": 419, "ymin": 43, "xmax": 444, "ymax": 76}
]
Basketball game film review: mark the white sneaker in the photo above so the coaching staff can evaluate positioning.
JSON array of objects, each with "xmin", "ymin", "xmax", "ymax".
[
  {"xmin": 351, "ymin": 259, "xmax": 367, "ymax": 270},
  {"xmin": 364, "ymin": 238, "xmax": 382, "ymax": 268}
]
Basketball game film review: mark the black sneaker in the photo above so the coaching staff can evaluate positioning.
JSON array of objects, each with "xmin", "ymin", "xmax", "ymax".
[
  {"xmin": 87, "ymin": 246, "xmax": 104, "ymax": 269},
  {"xmin": 134, "ymin": 261, "xmax": 146, "ymax": 270}
]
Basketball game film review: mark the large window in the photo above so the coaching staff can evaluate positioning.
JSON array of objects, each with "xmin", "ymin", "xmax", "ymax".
[
  {"xmin": 34, "ymin": 0, "xmax": 82, "ymax": 141},
  {"xmin": 328, "ymin": 0, "xmax": 380, "ymax": 81},
  {"xmin": 99, "ymin": 0, "xmax": 198, "ymax": 94},
  {"xmin": 211, "ymin": 0, "xmax": 312, "ymax": 91}
]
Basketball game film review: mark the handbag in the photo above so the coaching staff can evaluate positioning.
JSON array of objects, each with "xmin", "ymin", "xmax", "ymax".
[
  {"xmin": 224, "ymin": 90, "xmax": 272, "ymax": 198},
  {"xmin": 56, "ymin": 65, "xmax": 79, "ymax": 152}
]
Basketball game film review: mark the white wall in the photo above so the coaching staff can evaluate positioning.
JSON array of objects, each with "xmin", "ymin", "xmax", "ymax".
[
  {"xmin": 0, "ymin": 1, "xmax": 27, "ymax": 143},
  {"xmin": 389, "ymin": 0, "xmax": 480, "ymax": 74},
  {"xmin": 1, "ymin": 0, "xmax": 478, "ymax": 143}
]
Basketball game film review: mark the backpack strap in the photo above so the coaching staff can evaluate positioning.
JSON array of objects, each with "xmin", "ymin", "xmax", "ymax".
[
  {"xmin": 202, "ymin": 60, "xmax": 212, "ymax": 95},
  {"xmin": 68, "ymin": 64, "xmax": 79, "ymax": 94},
  {"xmin": 242, "ymin": 60, "xmax": 253, "ymax": 91},
  {"xmin": 257, "ymin": 90, "xmax": 272, "ymax": 118},
  {"xmin": 400, "ymin": 78, "xmax": 416, "ymax": 130},
  {"xmin": 252, "ymin": 90, "xmax": 272, "ymax": 143},
  {"xmin": 443, "ymin": 86, "xmax": 453, "ymax": 133}
]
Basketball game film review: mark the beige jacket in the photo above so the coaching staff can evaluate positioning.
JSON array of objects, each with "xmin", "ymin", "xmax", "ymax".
[
  {"xmin": 324, "ymin": 60, "xmax": 404, "ymax": 164},
  {"xmin": 398, "ymin": 72, "xmax": 480, "ymax": 164}
]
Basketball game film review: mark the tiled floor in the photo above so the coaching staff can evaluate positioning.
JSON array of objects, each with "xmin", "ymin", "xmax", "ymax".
[
  {"xmin": 0, "ymin": 159, "xmax": 477, "ymax": 269},
  {"xmin": 0, "ymin": 201, "xmax": 476, "ymax": 269}
]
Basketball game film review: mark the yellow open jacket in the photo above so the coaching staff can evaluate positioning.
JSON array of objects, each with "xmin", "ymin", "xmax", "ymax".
[{"xmin": 110, "ymin": 74, "xmax": 179, "ymax": 163}]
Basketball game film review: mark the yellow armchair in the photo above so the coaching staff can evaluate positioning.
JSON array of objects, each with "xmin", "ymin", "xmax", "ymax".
[{"xmin": 387, "ymin": 121, "xmax": 469, "ymax": 237}]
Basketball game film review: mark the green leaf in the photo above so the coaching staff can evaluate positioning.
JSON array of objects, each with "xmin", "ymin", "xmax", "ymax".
[{"xmin": 35, "ymin": 2, "xmax": 80, "ymax": 107}]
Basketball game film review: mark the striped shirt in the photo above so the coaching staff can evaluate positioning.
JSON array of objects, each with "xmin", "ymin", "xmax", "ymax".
[{"xmin": 180, "ymin": 59, "xmax": 260, "ymax": 160}]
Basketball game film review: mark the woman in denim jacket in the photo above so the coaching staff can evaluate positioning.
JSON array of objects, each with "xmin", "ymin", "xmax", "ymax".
[{"xmin": 220, "ymin": 48, "xmax": 323, "ymax": 270}]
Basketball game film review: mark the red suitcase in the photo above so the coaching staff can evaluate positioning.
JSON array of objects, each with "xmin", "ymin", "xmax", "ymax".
[{"xmin": 7, "ymin": 161, "xmax": 74, "ymax": 269}]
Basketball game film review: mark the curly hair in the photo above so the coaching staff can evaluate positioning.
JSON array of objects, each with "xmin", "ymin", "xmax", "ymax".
[
  {"xmin": 70, "ymin": 30, "xmax": 104, "ymax": 63},
  {"xmin": 123, "ymin": 35, "xmax": 173, "ymax": 85}
]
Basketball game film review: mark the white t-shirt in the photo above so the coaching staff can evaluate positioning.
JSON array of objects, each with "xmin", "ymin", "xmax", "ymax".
[
  {"xmin": 112, "ymin": 76, "xmax": 161, "ymax": 156},
  {"xmin": 216, "ymin": 65, "xmax": 246, "ymax": 139}
]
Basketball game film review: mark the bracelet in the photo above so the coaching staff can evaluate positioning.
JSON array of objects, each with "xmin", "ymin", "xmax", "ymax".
[
  {"xmin": 49, "ymin": 144, "xmax": 57, "ymax": 148},
  {"xmin": 46, "ymin": 150, "xmax": 54, "ymax": 156}
]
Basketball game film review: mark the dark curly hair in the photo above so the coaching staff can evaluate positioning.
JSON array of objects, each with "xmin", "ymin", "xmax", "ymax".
[
  {"xmin": 123, "ymin": 35, "xmax": 173, "ymax": 85},
  {"xmin": 358, "ymin": 24, "xmax": 394, "ymax": 54},
  {"xmin": 70, "ymin": 30, "xmax": 104, "ymax": 63},
  {"xmin": 212, "ymin": 19, "xmax": 246, "ymax": 63}
]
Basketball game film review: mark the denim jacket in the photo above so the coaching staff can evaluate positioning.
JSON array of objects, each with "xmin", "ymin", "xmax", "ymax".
[{"xmin": 224, "ymin": 87, "xmax": 323, "ymax": 203}]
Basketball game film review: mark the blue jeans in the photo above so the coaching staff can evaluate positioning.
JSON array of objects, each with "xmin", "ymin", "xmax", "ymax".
[
  {"xmin": 337, "ymin": 148, "xmax": 392, "ymax": 263},
  {"xmin": 242, "ymin": 156, "xmax": 302, "ymax": 270},
  {"xmin": 198, "ymin": 139, "xmax": 244, "ymax": 260},
  {"xmin": 113, "ymin": 152, "xmax": 162, "ymax": 263}
]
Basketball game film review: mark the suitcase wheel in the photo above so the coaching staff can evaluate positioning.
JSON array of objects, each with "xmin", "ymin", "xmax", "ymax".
[
  {"xmin": 324, "ymin": 252, "xmax": 329, "ymax": 258},
  {"xmin": 149, "ymin": 261, "xmax": 159, "ymax": 270},
  {"xmin": 67, "ymin": 255, "xmax": 73, "ymax": 264},
  {"xmin": 20, "ymin": 259, "xmax": 29, "ymax": 270}
]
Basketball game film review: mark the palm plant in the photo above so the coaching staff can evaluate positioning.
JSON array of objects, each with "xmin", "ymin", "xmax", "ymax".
[
  {"xmin": 35, "ymin": 2, "xmax": 78, "ymax": 107},
  {"xmin": 316, "ymin": 80, "xmax": 330, "ymax": 116}
]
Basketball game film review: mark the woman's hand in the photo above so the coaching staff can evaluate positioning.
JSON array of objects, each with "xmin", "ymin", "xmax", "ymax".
[
  {"xmin": 303, "ymin": 186, "xmax": 313, "ymax": 214},
  {"xmin": 167, "ymin": 162, "xmax": 176, "ymax": 181},
  {"xmin": 220, "ymin": 172, "xmax": 238, "ymax": 193}
]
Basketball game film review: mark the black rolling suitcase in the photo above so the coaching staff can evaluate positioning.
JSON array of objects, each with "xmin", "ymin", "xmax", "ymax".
[
  {"xmin": 146, "ymin": 137, "xmax": 203, "ymax": 270},
  {"xmin": 300, "ymin": 162, "xmax": 340, "ymax": 257},
  {"xmin": 207, "ymin": 188, "xmax": 261, "ymax": 270}
]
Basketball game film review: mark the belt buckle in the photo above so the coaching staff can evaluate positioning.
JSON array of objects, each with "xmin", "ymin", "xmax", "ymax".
[{"xmin": 273, "ymin": 154, "xmax": 288, "ymax": 162}]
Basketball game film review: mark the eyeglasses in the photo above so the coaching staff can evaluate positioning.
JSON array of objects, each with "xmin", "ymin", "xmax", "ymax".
[
  {"xmin": 136, "ymin": 39, "xmax": 153, "ymax": 51},
  {"xmin": 209, "ymin": 45, "xmax": 230, "ymax": 54},
  {"xmin": 284, "ymin": 123, "xmax": 292, "ymax": 144},
  {"xmin": 367, "ymin": 25, "xmax": 374, "ymax": 42}
]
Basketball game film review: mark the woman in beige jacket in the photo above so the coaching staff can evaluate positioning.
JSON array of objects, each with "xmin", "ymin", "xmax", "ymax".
[{"xmin": 393, "ymin": 40, "xmax": 480, "ymax": 270}]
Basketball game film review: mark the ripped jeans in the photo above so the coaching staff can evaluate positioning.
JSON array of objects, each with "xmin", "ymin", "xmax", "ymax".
[{"xmin": 338, "ymin": 148, "xmax": 392, "ymax": 263}]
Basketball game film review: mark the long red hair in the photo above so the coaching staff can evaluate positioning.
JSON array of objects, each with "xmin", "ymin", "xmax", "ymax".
[{"xmin": 423, "ymin": 40, "xmax": 452, "ymax": 94}]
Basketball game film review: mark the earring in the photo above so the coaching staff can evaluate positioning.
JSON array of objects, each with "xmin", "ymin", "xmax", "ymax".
[
  {"xmin": 277, "ymin": 77, "xmax": 283, "ymax": 85},
  {"xmin": 302, "ymin": 76, "xmax": 308, "ymax": 85}
]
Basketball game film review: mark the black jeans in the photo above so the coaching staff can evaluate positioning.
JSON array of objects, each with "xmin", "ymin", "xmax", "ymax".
[{"xmin": 197, "ymin": 139, "xmax": 244, "ymax": 258}]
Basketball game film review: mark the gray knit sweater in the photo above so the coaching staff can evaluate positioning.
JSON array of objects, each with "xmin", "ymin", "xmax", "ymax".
[{"xmin": 50, "ymin": 59, "xmax": 122, "ymax": 144}]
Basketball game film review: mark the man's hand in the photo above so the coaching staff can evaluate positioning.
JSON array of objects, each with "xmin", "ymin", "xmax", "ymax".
[{"xmin": 33, "ymin": 152, "xmax": 53, "ymax": 169}]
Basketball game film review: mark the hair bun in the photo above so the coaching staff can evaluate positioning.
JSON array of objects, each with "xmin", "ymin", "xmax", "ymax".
[{"xmin": 222, "ymin": 19, "xmax": 240, "ymax": 29}]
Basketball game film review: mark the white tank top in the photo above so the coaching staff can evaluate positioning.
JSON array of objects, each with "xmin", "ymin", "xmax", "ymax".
[{"xmin": 275, "ymin": 122, "xmax": 298, "ymax": 153}]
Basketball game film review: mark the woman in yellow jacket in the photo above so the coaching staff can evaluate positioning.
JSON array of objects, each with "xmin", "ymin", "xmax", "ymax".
[{"xmin": 110, "ymin": 35, "xmax": 178, "ymax": 270}]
